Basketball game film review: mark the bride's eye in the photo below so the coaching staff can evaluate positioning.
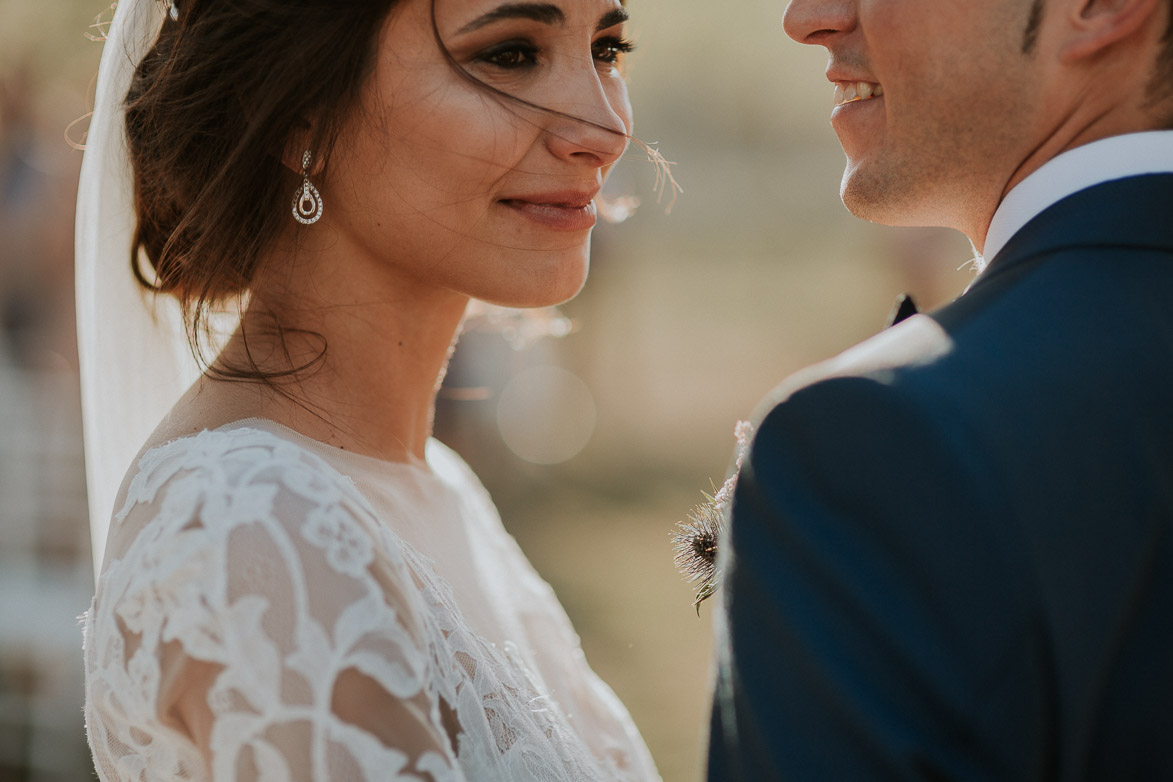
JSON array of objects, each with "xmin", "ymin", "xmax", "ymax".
[
  {"xmin": 476, "ymin": 40, "xmax": 540, "ymax": 69},
  {"xmin": 592, "ymin": 36, "xmax": 635, "ymax": 65}
]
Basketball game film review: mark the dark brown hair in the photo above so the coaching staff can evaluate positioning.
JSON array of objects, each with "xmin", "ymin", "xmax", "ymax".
[
  {"xmin": 127, "ymin": 0, "xmax": 648, "ymax": 377},
  {"xmin": 126, "ymin": 0, "xmax": 399, "ymax": 369}
]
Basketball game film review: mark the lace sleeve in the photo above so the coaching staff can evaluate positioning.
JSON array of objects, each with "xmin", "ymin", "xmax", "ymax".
[{"xmin": 85, "ymin": 430, "xmax": 465, "ymax": 782}]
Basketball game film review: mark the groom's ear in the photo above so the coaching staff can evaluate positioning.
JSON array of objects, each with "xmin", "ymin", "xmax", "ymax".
[{"xmin": 1056, "ymin": 0, "xmax": 1164, "ymax": 63}]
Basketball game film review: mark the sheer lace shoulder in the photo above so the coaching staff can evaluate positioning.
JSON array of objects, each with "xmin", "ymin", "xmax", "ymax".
[
  {"xmin": 84, "ymin": 426, "xmax": 660, "ymax": 782},
  {"xmin": 85, "ymin": 427, "xmax": 460, "ymax": 781}
]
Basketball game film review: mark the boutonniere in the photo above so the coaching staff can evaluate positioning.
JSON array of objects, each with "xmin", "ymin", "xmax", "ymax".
[{"xmin": 672, "ymin": 420, "xmax": 754, "ymax": 613}]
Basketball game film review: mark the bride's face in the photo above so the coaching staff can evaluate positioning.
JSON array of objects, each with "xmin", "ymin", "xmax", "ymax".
[{"xmin": 321, "ymin": 0, "xmax": 634, "ymax": 307}]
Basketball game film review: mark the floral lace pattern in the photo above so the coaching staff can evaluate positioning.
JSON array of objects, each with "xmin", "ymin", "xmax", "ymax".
[{"xmin": 84, "ymin": 426, "xmax": 659, "ymax": 781}]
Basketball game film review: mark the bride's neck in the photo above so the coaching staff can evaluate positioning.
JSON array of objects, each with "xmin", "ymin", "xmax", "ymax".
[{"xmin": 210, "ymin": 239, "xmax": 470, "ymax": 463}]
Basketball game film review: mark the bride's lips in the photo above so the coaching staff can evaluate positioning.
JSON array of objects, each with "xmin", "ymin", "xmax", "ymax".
[{"xmin": 498, "ymin": 191, "xmax": 599, "ymax": 231}]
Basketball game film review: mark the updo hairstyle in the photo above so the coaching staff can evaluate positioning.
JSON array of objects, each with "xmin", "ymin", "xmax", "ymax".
[
  {"xmin": 126, "ymin": 0, "xmax": 397, "ymax": 350},
  {"xmin": 125, "ymin": 0, "xmax": 645, "ymax": 375}
]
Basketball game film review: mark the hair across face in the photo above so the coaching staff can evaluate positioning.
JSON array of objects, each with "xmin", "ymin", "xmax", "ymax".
[
  {"xmin": 125, "ymin": 0, "xmax": 633, "ymax": 366},
  {"xmin": 308, "ymin": 0, "xmax": 633, "ymax": 310}
]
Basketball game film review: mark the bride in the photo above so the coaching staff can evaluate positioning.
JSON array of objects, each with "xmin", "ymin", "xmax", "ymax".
[{"xmin": 77, "ymin": 0, "xmax": 661, "ymax": 779}]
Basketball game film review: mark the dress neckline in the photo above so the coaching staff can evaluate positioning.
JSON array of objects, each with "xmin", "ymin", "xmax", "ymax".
[{"xmin": 214, "ymin": 416, "xmax": 441, "ymax": 482}]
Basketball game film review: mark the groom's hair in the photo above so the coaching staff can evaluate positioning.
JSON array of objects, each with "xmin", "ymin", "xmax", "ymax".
[
  {"xmin": 1022, "ymin": 0, "xmax": 1173, "ymax": 121},
  {"xmin": 1157, "ymin": 1, "xmax": 1173, "ymax": 114},
  {"xmin": 1021, "ymin": 0, "xmax": 1045, "ymax": 54}
]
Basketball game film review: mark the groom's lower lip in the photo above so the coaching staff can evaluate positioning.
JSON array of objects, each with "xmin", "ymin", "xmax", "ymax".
[{"xmin": 831, "ymin": 94, "xmax": 884, "ymax": 134}]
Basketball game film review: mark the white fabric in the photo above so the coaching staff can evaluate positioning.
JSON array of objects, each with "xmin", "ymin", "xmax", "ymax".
[
  {"xmin": 76, "ymin": 4, "xmax": 661, "ymax": 778},
  {"xmin": 84, "ymin": 419, "xmax": 661, "ymax": 781},
  {"xmin": 76, "ymin": 0, "xmax": 206, "ymax": 583},
  {"xmin": 982, "ymin": 130, "xmax": 1173, "ymax": 263}
]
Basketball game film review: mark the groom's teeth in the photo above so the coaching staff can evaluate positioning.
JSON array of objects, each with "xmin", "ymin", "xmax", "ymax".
[{"xmin": 834, "ymin": 81, "xmax": 883, "ymax": 106}]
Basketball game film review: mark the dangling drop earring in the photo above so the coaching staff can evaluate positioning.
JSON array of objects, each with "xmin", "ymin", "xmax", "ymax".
[{"xmin": 292, "ymin": 150, "xmax": 324, "ymax": 225}]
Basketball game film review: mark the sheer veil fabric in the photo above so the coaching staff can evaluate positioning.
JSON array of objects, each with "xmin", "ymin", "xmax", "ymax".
[{"xmin": 76, "ymin": 0, "xmax": 210, "ymax": 581}]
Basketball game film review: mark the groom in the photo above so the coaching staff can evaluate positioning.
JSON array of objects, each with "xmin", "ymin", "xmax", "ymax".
[{"xmin": 708, "ymin": 0, "xmax": 1173, "ymax": 778}]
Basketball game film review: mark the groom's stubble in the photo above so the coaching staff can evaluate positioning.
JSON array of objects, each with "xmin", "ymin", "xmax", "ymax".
[{"xmin": 831, "ymin": 0, "xmax": 1042, "ymax": 243}]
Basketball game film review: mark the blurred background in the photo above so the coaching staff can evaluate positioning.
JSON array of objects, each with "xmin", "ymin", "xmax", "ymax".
[{"xmin": 0, "ymin": 0, "xmax": 974, "ymax": 779}]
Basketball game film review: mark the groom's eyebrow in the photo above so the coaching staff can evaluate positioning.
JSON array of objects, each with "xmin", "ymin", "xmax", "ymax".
[{"xmin": 458, "ymin": 3, "xmax": 566, "ymax": 34}]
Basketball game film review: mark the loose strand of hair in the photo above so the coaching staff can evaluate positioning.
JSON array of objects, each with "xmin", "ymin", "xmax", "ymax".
[{"xmin": 426, "ymin": 0, "xmax": 680, "ymax": 211}]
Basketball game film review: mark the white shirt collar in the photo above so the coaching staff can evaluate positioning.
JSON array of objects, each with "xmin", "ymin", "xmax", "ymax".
[{"xmin": 982, "ymin": 130, "xmax": 1173, "ymax": 264}]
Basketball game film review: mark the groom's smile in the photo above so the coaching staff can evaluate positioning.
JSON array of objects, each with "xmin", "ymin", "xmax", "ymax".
[
  {"xmin": 832, "ymin": 80, "xmax": 883, "ymax": 106},
  {"xmin": 784, "ymin": 0, "xmax": 1045, "ymax": 240},
  {"xmin": 828, "ymin": 74, "xmax": 885, "ymax": 160}
]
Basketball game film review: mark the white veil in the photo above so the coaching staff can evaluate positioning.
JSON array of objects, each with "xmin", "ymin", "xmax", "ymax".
[{"xmin": 76, "ymin": 0, "xmax": 201, "ymax": 584}]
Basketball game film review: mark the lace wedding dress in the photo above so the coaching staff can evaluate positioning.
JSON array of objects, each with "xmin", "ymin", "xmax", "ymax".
[{"xmin": 83, "ymin": 418, "xmax": 660, "ymax": 781}]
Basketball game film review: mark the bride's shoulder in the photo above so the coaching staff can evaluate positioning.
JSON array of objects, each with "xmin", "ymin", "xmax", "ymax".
[
  {"xmin": 96, "ymin": 424, "xmax": 405, "ymax": 633},
  {"xmin": 100, "ymin": 426, "xmax": 381, "ymax": 587},
  {"xmin": 115, "ymin": 424, "xmax": 363, "ymax": 528}
]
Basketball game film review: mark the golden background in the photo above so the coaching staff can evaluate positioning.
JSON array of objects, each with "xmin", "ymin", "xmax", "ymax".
[{"xmin": 0, "ymin": 0, "xmax": 973, "ymax": 779}]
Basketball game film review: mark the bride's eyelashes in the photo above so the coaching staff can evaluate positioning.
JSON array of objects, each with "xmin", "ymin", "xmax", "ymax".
[
  {"xmin": 475, "ymin": 39, "xmax": 540, "ymax": 69},
  {"xmin": 472, "ymin": 35, "xmax": 635, "ymax": 71},
  {"xmin": 592, "ymin": 36, "xmax": 636, "ymax": 65}
]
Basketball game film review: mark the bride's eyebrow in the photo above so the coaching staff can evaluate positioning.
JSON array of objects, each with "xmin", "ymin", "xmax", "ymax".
[
  {"xmin": 595, "ymin": 7, "xmax": 629, "ymax": 31},
  {"xmin": 458, "ymin": 3, "xmax": 566, "ymax": 34}
]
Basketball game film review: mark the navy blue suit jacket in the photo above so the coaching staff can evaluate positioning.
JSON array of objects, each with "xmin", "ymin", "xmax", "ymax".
[{"xmin": 708, "ymin": 174, "xmax": 1173, "ymax": 781}]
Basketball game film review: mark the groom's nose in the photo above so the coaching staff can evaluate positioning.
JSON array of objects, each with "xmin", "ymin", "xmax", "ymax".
[{"xmin": 783, "ymin": 0, "xmax": 857, "ymax": 45}]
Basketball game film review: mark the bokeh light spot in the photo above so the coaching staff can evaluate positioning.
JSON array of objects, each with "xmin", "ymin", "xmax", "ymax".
[{"xmin": 496, "ymin": 366, "xmax": 596, "ymax": 465}]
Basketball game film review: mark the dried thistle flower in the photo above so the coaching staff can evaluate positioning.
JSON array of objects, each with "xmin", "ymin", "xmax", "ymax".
[
  {"xmin": 672, "ymin": 499, "xmax": 727, "ymax": 613},
  {"xmin": 672, "ymin": 420, "xmax": 755, "ymax": 614}
]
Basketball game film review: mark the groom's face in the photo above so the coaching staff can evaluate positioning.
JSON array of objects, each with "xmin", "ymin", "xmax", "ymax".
[{"xmin": 783, "ymin": 0, "xmax": 1046, "ymax": 237}]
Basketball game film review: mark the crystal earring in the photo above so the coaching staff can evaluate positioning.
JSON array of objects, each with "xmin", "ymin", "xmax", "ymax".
[{"xmin": 292, "ymin": 150, "xmax": 324, "ymax": 225}]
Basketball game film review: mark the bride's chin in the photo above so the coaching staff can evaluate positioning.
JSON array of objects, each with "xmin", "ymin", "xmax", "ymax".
[
  {"xmin": 532, "ymin": 270, "xmax": 590, "ymax": 308},
  {"xmin": 478, "ymin": 256, "xmax": 590, "ymax": 309}
]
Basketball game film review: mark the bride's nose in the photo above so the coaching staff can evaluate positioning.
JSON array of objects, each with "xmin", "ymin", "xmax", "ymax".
[{"xmin": 543, "ymin": 72, "xmax": 631, "ymax": 168}]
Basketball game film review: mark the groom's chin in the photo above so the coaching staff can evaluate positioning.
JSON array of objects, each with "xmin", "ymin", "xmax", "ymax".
[
  {"xmin": 839, "ymin": 165, "xmax": 932, "ymax": 228},
  {"xmin": 840, "ymin": 167, "xmax": 894, "ymax": 224}
]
